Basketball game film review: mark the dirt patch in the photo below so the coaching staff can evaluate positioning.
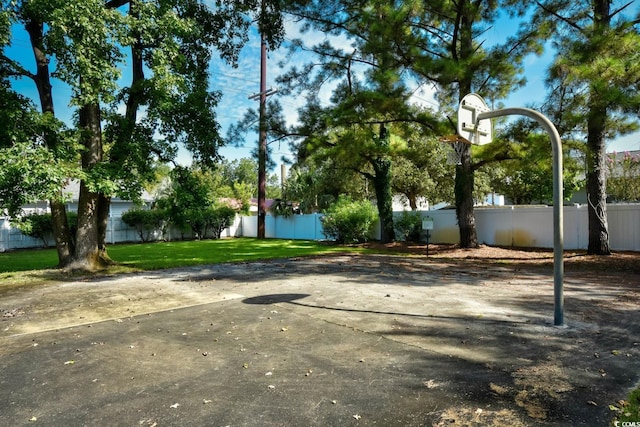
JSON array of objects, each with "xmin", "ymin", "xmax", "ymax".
[
  {"xmin": 356, "ymin": 242, "xmax": 640, "ymax": 273},
  {"xmin": 434, "ymin": 407, "xmax": 529, "ymax": 427}
]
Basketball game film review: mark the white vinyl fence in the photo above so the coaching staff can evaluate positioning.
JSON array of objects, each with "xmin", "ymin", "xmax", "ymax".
[
  {"xmin": 240, "ymin": 204, "xmax": 640, "ymax": 251},
  {"xmin": 240, "ymin": 213, "xmax": 325, "ymax": 241},
  {"xmin": 1, "ymin": 204, "xmax": 639, "ymax": 252},
  {"xmin": 0, "ymin": 215, "xmax": 243, "ymax": 252},
  {"xmin": 427, "ymin": 204, "xmax": 640, "ymax": 251}
]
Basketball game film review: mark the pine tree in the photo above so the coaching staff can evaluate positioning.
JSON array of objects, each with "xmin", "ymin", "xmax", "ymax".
[{"xmin": 537, "ymin": 0, "xmax": 640, "ymax": 254}]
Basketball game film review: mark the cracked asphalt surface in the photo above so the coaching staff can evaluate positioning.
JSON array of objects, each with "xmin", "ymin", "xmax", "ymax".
[{"xmin": 1, "ymin": 254, "xmax": 639, "ymax": 426}]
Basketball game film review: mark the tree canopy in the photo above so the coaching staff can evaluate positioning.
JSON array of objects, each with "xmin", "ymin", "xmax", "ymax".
[
  {"xmin": 537, "ymin": 0, "xmax": 640, "ymax": 254},
  {"xmin": 1, "ymin": 0, "xmax": 284, "ymax": 269},
  {"xmin": 2, "ymin": 1, "xmax": 638, "ymax": 261}
]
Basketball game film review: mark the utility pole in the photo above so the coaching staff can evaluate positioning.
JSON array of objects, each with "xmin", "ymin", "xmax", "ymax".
[{"xmin": 249, "ymin": 30, "xmax": 277, "ymax": 239}]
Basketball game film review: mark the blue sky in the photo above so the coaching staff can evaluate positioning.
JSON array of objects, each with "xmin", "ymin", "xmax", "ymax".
[
  {"xmin": 211, "ymin": 13, "xmax": 639, "ymax": 161},
  {"xmin": 6, "ymin": 8, "xmax": 639, "ymax": 175}
]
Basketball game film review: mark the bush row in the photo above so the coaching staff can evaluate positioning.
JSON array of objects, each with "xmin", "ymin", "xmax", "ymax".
[
  {"xmin": 121, "ymin": 205, "xmax": 237, "ymax": 242},
  {"xmin": 12, "ymin": 212, "xmax": 78, "ymax": 248},
  {"xmin": 12, "ymin": 205, "xmax": 237, "ymax": 247},
  {"xmin": 14, "ymin": 198, "xmax": 424, "ymax": 248},
  {"xmin": 320, "ymin": 196, "xmax": 378, "ymax": 243}
]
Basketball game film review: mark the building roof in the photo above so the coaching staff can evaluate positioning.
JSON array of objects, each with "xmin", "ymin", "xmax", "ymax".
[{"xmin": 61, "ymin": 180, "xmax": 154, "ymax": 203}]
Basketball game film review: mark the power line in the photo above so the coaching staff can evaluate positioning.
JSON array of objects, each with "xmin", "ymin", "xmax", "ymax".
[{"xmin": 210, "ymin": 70, "xmax": 260, "ymax": 86}]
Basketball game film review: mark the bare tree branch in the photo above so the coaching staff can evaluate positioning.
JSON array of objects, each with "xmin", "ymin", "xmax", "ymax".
[{"xmin": 534, "ymin": 1, "xmax": 586, "ymax": 34}]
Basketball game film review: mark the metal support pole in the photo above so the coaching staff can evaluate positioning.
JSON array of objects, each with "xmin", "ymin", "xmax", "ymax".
[
  {"xmin": 426, "ymin": 231, "xmax": 430, "ymax": 257},
  {"xmin": 249, "ymin": 16, "xmax": 278, "ymax": 240},
  {"xmin": 257, "ymin": 32, "xmax": 267, "ymax": 239},
  {"xmin": 477, "ymin": 108, "xmax": 564, "ymax": 326}
]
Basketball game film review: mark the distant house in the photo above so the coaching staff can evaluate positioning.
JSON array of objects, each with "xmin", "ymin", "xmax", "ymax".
[
  {"xmin": 569, "ymin": 149, "xmax": 640, "ymax": 205},
  {"xmin": 248, "ymin": 198, "xmax": 275, "ymax": 215},
  {"xmin": 607, "ymin": 150, "xmax": 640, "ymax": 175},
  {"xmin": 17, "ymin": 180, "xmax": 154, "ymax": 217},
  {"xmin": 217, "ymin": 198, "xmax": 245, "ymax": 211}
]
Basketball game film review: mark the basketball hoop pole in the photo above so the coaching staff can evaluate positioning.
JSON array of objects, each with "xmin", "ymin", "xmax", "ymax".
[{"xmin": 477, "ymin": 107, "xmax": 564, "ymax": 326}]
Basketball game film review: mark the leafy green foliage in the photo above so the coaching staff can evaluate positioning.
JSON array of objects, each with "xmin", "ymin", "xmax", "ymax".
[
  {"xmin": 277, "ymin": 2, "xmax": 462, "ymax": 243},
  {"xmin": 270, "ymin": 199, "xmax": 296, "ymax": 217},
  {"xmin": 482, "ymin": 122, "xmax": 583, "ymax": 204},
  {"xmin": 280, "ymin": 0, "xmax": 544, "ymax": 247},
  {"xmin": 152, "ymin": 166, "xmax": 238, "ymax": 239},
  {"xmin": 215, "ymin": 157, "xmax": 281, "ymax": 203},
  {"xmin": 121, "ymin": 208, "xmax": 167, "ymax": 242},
  {"xmin": 394, "ymin": 211, "xmax": 423, "ymax": 243},
  {"xmin": 0, "ymin": 8, "xmax": 10, "ymax": 46},
  {"xmin": 392, "ymin": 134, "xmax": 455, "ymax": 208},
  {"xmin": 2, "ymin": 0, "xmax": 275, "ymax": 268},
  {"xmin": 0, "ymin": 142, "xmax": 69, "ymax": 216},
  {"xmin": 183, "ymin": 205, "xmax": 236, "ymax": 240},
  {"xmin": 282, "ymin": 162, "xmax": 364, "ymax": 214},
  {"xmin": 13, "ymin": 213, "xmax": 54, "ymax": 248},
  {"xmin": 155, "ymin": 166, "xmax": 213, "ymax": 236},
  {"xmin": 207, "ymin": 205, "xmax": 237, "ymax": 239},
  {"xmin": 12, "ymin": 211, "xmax": 77, "ymax": 248},
  {"xmin": 607, "ymin": 152, "xmax": 640, "ymax": 202},
  {"xmin": 287, "ymin": 84, "xmax": 434, "ymax": 243},
  {"xmin": 537, "ymin": 0, "xmax": 640, "ymax": 254},
  {"xmin": 0, "ymin": 84, "xmax": 76, "ymax": 216},
  {"xmin": 320, "ymin": 196, "xmax": 378, "ymax": 244}
]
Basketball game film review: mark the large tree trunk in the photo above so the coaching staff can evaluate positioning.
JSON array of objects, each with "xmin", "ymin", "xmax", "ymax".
[
  {"xmin": 25, "ymin": 17, "xmax": 75, "ymax": 266},
  {"xmin": 74, "ymin": 180, "xmax": 102, "ymax": 269},
  {"xmin": 408, "ymin": 195, "xmax": 418, "ymax": 211},
  {"xmin": 584, "ymin": 0, "xmax": 612, "ymax": 255},
  {"xmin": 372, "ymin": 124, "xmax": 395, "ymax": 243},
  {"xmin": 372, "ymin": 159, "xmax": 395, "ymax": 243},
  {"xmin": 89, "ymin": 1, "xmax": 145, "ymax": 261},
  {"xmin": 50, "ymin": 199, "xmax": 74, "ymax": 266},
  {"xmin": 586, "ymin": 105, "xmax": 611, "ymax": 255},
  {"xmin": 454, "ymin": 6, "xmax": 478, "ymax": 249},
  {"xmin": 93, "ymin": 0, "xmax": 145, "ymax": 257},
  {"xmin": 97, "ymin": 193, "xmax": 113, "ymax": 262},
  {"xmin": 455, "ymin": 143, "xmax": 478, "ymax": 248},
  {"xmin": 71, "ymin": 102, "xmax": 109, "ymax": 270}
]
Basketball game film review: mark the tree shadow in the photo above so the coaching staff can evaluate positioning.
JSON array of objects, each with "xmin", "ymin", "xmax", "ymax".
[
  {"xmin": 243, "ymin": 293, "xmax": 311, "ymax": 305},
  {"xmin": 242, "ymin": 293, "xmax": 537, "ymax": 326}
]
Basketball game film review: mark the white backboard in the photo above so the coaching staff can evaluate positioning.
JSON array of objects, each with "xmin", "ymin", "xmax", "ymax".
[{"xmin": 457, "ymin": 93, "xmax": 492, "ymax": 145}]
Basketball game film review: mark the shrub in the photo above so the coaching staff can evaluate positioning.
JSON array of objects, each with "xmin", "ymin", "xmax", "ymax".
[
  {"xmin": 12, "ymin": 211, "xmax": 78, "ymax": 248},
  {"xmin": 394, "ymin": 211, "xmax": 423, "ymax": 242},
  {"xmin": 13, "ymin": 212, "xmax": 53, "ymax": 247},
  {"xmin": 270, "ymin": 199, "xmax": 296, "ymax": 217},
  {"xmin": 321, "ymin": 196, "xmax": 378, "ymax": 243},
  {"xmin": 184, "ymin": 205, "xmax": 236, "ymax": 240},
  {"xmin": 208, "ymin": 205, "xmax": 237, "ymax": 239},
  {"xmin": 184, "ymin": 208, "xmax": 207, "ymax": 240},
  {"xmin": 121, "ymin": 208, "xmax": 166, "ymax": 242}
]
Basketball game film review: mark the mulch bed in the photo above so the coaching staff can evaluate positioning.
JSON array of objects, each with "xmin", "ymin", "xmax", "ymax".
[{"xmin": 355, "ymin": 242, "xmax": 640, "ymax": 274}]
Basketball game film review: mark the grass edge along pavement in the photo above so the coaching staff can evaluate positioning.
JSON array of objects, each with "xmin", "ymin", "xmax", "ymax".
[
  {"xmin": 612, "ymin": 387, "xmax": 640, "ymax": 426},
  {"xmin": 0, "ymin": 238, "xmax": 375, "ymax": 286}
]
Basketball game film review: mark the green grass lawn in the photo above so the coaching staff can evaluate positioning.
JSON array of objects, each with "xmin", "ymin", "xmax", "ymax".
[
  {"xmin": 108, "ymin": 238, "xmax": 363, "ymax": 270},
  {"xmin": 0, "ymin": 238, "xmax": 365, "ymax": 274}
]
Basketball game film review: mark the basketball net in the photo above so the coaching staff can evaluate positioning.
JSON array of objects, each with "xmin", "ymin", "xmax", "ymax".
[
  {"xmin": 448, "ymin": 141, "xmax": 465, "ymax": 165},
  {"xmin": 441, "ymin": 135, "xmax": 471, "ymax": 166}
]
